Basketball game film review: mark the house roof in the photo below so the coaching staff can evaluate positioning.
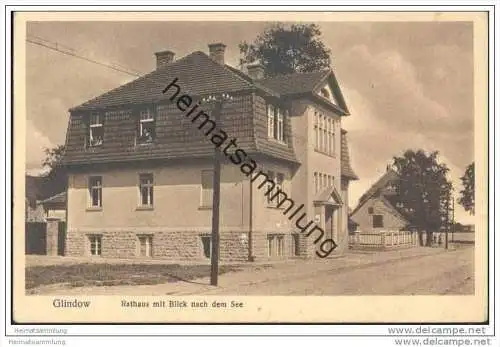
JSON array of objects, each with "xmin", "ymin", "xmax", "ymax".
[
  {"xmin": 357, "ymin": 168, "xmax": 399, "ymax": 207},
  {"xmin": 39, "ymin": 191, "xmax": 66, "ymax": 206},
  {"xmin": 71, "ymin": 51, "xmax": 259, "ymax": 112},
  {"xmin": 340, "ymin": 130, "xmax": 358, "ymax": 180},
  {"xmin": 350, "ymin": 168, "xmax": 410, "ymax": 225},
  {"xmin": 258, "ymin": 70, "xmax": 350, "ymax": 115}
]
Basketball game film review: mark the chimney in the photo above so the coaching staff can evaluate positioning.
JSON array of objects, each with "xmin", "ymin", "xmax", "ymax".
[
  {"xmin": 208, "ymin": 43, "xmax": 226, "ymax": 65},
  {"xmin": 247, "ymin": 62, "xmax": 265, "ymax": 80},
  {"xmin": 154, "ymin": 50, "xmax": 175, "ymax": 69}
]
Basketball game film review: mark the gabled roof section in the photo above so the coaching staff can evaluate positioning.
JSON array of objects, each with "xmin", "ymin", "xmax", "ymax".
[
  {"xmin": 39, "ymin": 191, "xmax": 67, "ymax": 205},
  {"xmin": 350, "ymin": 168, "xmax": 399, "ymax": 217},
  {"xmin": 71, "ymin": 51, "xmax": 258, "ymax": 112},
  {"xmin": 340, "ymin": 130, "xmax": 358, "ymax": 180},
  {"xmin": 258, "ymin": 69, "xmax": 350, "ymax": 115},
  {"xmin": 314, "ymin": 185, "xmax": 344, "ymax": 206}
]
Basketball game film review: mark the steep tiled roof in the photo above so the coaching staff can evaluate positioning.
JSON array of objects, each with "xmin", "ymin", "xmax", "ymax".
[
  {"xmin": 349, "ymin": 168, "xmax": 406, "ymax": 221},
  {"xmin": 72, "ymin": 52, "xmax": 258, "ymax": 111},
  {"xmin": 40, "ymin": 191, "xmax": 66, "ymax": 205},
  {"xmin": 258, "ymin": 70, "xmax": 329, "ymax": 95},
  {"xmin": 357, "ymin": 168, "xmax": 399, "ymax": 206},
  {"xmin": 340, "ymin": 130, "xmax": 358, "ymax": 180}
]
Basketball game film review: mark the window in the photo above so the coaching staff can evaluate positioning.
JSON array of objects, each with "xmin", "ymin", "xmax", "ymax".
[
  {"xmin": 291, "ymin": 234, "xmax": 300, "ymax": 256},
  {"xmin": 277, "ymin": 235, "xmax": 284, "ymax": 256},
  {"xmin": 267, "ymin": 103, "xmax": 286, "ymax": 143},
  {"xmin": 276, "ymin": 173, "xmax": 284, "ymax": 205},
  {"xmin": 201, "ymin": 170, "xmax": 213, "ymax": 207},
  {"xmin": 330, "ymin": 120, "xmax": 336, "ymax": 155},
  {"xmin": 88, "ymin": 176, "xmax": 102, "ymax": 208},
  {"xmin": 137, "ymin": 235, "xmax": 153, "ymax": 257},
  {"xmin": 314, "ymin": 172, "xmax": 319, "ymax": 193},
  {"xmin": 267, "ymin": 104, "xmax": 275, "ymax": 138},
  {"xmin": 138, "ymin": 109, "xmax": 155, "ymax": 144},
  {"xmin": 277, "ymin": 108, "xmax": 284, "ymax": 142},
  {"xmin": 267, "ymin": 234, "xmax": 285, "ymax": 257},
  {"xmin": 267, "ymin": 235, "xmax": 274, "ymax": 257},
  {"xmin": 373, "ymin": 215, "xmax": 384, "ymax": 228},
  {"xmin": 314, "ymin": 112, "xmax": 319, "ymax": 149},
  {"xmin": 201, "ymin": 235, "xmax": 211, "ymax": 258},
  {"xmin": 88, "ymin": 235, "xmax": 102, "ymax": 256},
  {"xmin": 368, "ymin": 207, "xmax": 374, "ymax": 214},
  {"xmin": 323, "ymin": 119, "xmax": 328, "ymax": 152},
  {"xmin": 318, "ymin": 115, "xmax": 323, "ymax": 151},
  {"xmin": 139, "ymin": 173, "xmax": 154, "ymax": 206},
  {"xmin": 320, "ymin": 88, "xmax": 330, "ymax": 99},
  {"xmin": 89, "ymin": 113, "xmax": 103, "ymax": 147}
]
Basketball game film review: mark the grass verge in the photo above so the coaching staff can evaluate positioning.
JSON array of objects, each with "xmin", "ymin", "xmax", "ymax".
[{"xmin": 26, "ymin": 263, "xmax": 241, "ymax": 290}]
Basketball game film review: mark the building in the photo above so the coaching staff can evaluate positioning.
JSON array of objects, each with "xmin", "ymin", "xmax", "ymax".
[
  {"xmin": 61, "ymin": 43, "xmax": 358, "ymax": 261},
  {"xmin": 350, "ymin": 168, "xmax": 410, "ymax": 232},
  {"xmin": 39, "ymin": 192, "xmax": 67, "ymax": 222}
]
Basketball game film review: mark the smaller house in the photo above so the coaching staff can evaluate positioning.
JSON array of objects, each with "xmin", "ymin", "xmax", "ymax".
[
  {"xmin": 39, "ymin": 192, "xmax": 67, "ymax": 222},
  {"xmin": 350, "ymin": 168, "xmax": 410, "ymax": 232}
]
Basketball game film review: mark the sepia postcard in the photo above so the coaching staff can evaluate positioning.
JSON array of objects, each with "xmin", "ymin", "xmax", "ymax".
[{"xmin": 12, "ymin": 10, "xmax": 489, "ymax": 324}]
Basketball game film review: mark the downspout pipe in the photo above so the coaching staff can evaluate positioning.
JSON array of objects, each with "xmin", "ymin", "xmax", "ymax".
[{"xmin": 248, "ymin": 177, "xmax": 254, "ymax": 261}]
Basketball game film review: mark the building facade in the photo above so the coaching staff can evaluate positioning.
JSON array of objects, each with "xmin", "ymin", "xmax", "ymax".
[
  {"xmin": 350, "ymin": 169, "xmax": 410, "ymax": 232},
  {"xmin": 61, "ymin": 43, "xmax": 358, "ymax": 261}
]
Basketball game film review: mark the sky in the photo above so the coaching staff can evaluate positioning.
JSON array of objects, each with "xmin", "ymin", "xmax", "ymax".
[{"xmin": 25, "ymin": 21, "xmax": 475, "ymax": 223}]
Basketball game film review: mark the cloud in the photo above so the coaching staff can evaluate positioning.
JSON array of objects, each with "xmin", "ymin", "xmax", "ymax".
[{"xmin": 25, "ymin": 119, "xmax": 54, "ymax": 171}]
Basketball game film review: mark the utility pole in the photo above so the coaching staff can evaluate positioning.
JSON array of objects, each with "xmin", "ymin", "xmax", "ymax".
[
  {"xmin": 445, "ymin": 192, "xmax": 450, "ymax": 250},
  {"xmin": 451, "ymin": 196, "xmax": 455, "ymax": 243},
  {"xmin": 203, "ymin": 93, "xmax": 232, "ymax": 286},
  {"xmin": 210, "ymin": 99, "xmax": 222, "ymax": 286}
]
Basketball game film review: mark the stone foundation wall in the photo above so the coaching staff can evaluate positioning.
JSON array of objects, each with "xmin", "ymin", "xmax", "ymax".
[{"xmin": 66, "ymin": 228, "xmax": 250, "ymax": 261}]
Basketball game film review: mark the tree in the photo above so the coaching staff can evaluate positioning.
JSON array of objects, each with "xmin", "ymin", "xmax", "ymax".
[
  {"xmin": 391, "ymin": 150, "xmax": 453, "ymax": 247},
  {"xmin": 42, "ymin": 144, "xmax": 65, "ymax": 171},
  {"xmin": 458, "ymin": 162, "xmax": 475, "ymax": 215},
  {"xmin": 239, "ymin": 23, "xmax": 331, "ymax": 77},
  {"xmin": 41, "ymin": 144, "xmax": 67, "ymax": 198}
]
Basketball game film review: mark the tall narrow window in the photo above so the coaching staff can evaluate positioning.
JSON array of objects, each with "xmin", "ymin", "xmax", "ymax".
[
  {"xmin": 277, "ymin": 235, "xmax": 284, "ymax": 256},
  {"xmin": 276, "ymin": 108, "xmax": 284, "ymax": 142},
  {"xmin": 139, "ymin": 173, "xmax": 154, "ymax": 207},
  {"xmin": 326, "ymin": 119, "xmax": 331, "ymax": 155},
  {"xmin": 88, "ymin": 235, "xmax": 102, "ymax": 256},
  {"xmin": 267, "ymin": 104, "xmax": 275, "ymax": 138},
  {"xmin": 138, "ymin": 109, "xmax": 155, "ymax": 144},
  {"xmin": 323, "ymin": 119, "xmax": 328, "ymax": 152},
  {"xmin": 88, "ymin": 176, "xmax": 102, "ymax": 208},
  {"xmin": 314, "ymin": 172, "xmax": 319, "ymax": 193},
  {"xmin": 291, "ymin": 234, "xmax": 300, "ymax": 256},
  {"xmin": 276, "ymin": 173, "xmax": 285, "ymax": 205},
  {"xmin": 89, "ymin": 113, "xmax": 103, "ymax": 147},
  {"xmin": 267, "ymin": 235, "xmax": 274, "ymax": 257},
  {"xmin": 201, "ymin": 170, "xmax": 213, "ymax": 207},
  {"xmin": 314, "ymin": 111, "xmax": 319, "ymax": 150},
  {"xmin": 331, "ymin": 120, "xmax": 336, "ymax": 155},
  {"xmin": 318, "ymin": 115, "xmax": 323, "ymax": 151}
]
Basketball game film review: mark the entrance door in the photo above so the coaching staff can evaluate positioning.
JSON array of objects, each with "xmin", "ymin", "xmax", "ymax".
[{"xmin": 324, "ymin": 205, "xmax": 334, "ymax": 239}]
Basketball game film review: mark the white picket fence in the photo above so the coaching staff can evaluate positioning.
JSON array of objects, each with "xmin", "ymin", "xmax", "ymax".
[{"xmin": 349, "ymin": 230, "xmax": 418, "ymax": 249}]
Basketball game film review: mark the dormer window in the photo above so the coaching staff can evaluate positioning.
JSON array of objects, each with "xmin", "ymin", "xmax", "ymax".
[
  {"xmin": 267, "ymin": 103, "xmax": 286, "ymax": 143},
  {"xmin": 89, "ymin": 113, "xmax": 103, "ymax": 147},
  {"xmin": 137, "ymin": 109, "xmax": 155, "ymax": 145}
]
